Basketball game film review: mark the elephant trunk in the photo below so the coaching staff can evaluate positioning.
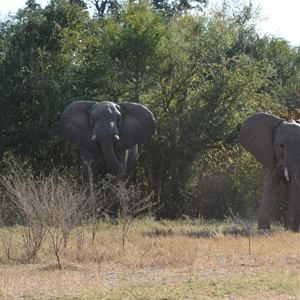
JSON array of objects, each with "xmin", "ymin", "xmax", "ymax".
[
  {"xmin": 95, "ymin": 123, "xmax": 122, "ymax": 175},
  {"xmin": 101, "ymin": 142, "xmax": 122, "ymax": 174}
]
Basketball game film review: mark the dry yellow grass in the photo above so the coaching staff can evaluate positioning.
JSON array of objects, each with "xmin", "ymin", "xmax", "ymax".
[{"xmin": 0, "ymin": 217, "xmax": 300, "ymax": 299}]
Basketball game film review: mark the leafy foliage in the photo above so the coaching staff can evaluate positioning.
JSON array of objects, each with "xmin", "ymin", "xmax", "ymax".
[{"xmin": 0, "ymin": 0, "xmax": 94, "ymax": 173}]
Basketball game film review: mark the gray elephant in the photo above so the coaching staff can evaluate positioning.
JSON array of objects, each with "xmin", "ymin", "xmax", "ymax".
[
  {"xmin": 238, "ymin": 112, "xmax": 300, "ymax": 232},
  {"xmin": 58, "ymin": 101, "xmax": 156, "ymax": 215}
]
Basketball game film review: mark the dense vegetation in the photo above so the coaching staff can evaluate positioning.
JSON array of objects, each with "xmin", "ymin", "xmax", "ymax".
[{"xmin": 1, "ymin": 0, "xmax": 300, "ymax": 220}]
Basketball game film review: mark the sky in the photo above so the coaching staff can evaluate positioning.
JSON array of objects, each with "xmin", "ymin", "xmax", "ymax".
[
  {"xmin": 257, "ymin": 0, "xmax": 300, "ymax": 47},
  {"xmin": 1, "ymin": 0, "xmax": 300, "ymax": 47}
]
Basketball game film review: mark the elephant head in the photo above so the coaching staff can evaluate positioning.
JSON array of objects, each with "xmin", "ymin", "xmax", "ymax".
[
  {"xmin": 58, "ymin": 101, "xmax": 156, "ymax": 175},
  {"xmin": 238, "ymin": 112, "xmax": 300, "ymax": 232}
]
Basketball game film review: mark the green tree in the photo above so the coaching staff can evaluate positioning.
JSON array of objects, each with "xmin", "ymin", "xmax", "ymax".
[
  {"xmin": 0, "ymin": 0, "xmax": 94, "ymax": 173},
  {"xmin": 134, "ymin": 9, "xmax": 273, "ymax": 217},
  {"xmin": 99, "ymin": 0, "xmax": 167, "ymax": 103},
  {"xmin": 88, "ymin": 0, "xmax": 120, "ymax": 18},
  {"xmin": 87, "ymin": 0, "xmax": 207, "ymax": 19}
]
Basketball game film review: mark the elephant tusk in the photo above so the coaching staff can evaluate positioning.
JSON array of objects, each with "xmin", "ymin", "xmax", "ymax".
[
  {"xmin": 284, "ymin": 167, "xmax": 289, "ymax": 181},
  {"xmin": 91, "ymin": 134, "xmax": 96, "ymax": 141},
  {"xmin": 115, "ymin": 135, "xmax": 120, "ymax": 141}
]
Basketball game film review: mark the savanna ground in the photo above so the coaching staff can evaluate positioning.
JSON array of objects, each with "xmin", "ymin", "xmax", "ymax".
[{"xmin": 0, "ymin": 217, "xmax": 300, "ymax": 299}]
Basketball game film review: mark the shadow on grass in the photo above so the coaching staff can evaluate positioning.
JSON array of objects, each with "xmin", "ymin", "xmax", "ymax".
[
  {"xmin": 142, "ymin": 228, "xmax": 272, "ymax": 238},
  {"xmin": 40, "ymin": 263, "xmax": 80, "ymax": 272}
]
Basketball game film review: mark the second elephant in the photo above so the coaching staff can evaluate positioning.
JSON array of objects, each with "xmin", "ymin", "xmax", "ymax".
[{"xmin": 238, "ymin": 112, "xmax": 300, "ymax": 232}]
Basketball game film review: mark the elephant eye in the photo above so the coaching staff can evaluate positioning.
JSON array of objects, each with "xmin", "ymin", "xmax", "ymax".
[
  {"xmin": 280, "ymin": 144, "xmax": 284, "ymax": 148},
  {"xmin": 91, "ymin": 117, "xmax": 94, "ymax": 122}
]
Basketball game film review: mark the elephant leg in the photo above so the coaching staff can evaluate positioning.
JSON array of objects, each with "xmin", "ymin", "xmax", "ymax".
[
  {"xmin": 115, "ymin": 150, "xmax": 129, "ymax": 181},
  {"xmin": 126, "ymin": 145, "xmax": 138, "ymax": 173},
  {"xmin": 80, "ymin": 147, "xmax": 108, "ymax": 183},
  {"xmin": 108, "ymin": 150, "xmax": 130, "ymax": 217},
  {"xmin": 126, "ymin": 145, "xmax": 138, "ymax": 185},
  {"xmin": 284, "ymin": 182, "xmax": 293, "ymax": 229},
  {"xmin": 79, "ymin": 147, "xmax": 113, "ymax": 220},
  {"xmin": 257, "ymin": 169, "xmax": 280, "ymax": 229},
  {"xmin": 279, "ymin": 178, "xmax": 292, "ymax": 229}
]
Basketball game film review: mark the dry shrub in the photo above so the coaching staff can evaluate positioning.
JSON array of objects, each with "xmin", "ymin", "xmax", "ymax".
[
  {"xmin": 0, "ymin": 157, "xmax": 159, "ymax": 268},
  {"xmin": 113, "ymin": 182, "xmax": 159, "ymax": 250},
  {"xmin": 0, "ymin": 157, "xmax": 113, "ymax": 268},
  {"xmin": 0, "ymin": 193, "xmax": 17, "ymax": 263},
  {"xmin": 0, "ymin": 185, "xmax": 18, "ymax": 263}
]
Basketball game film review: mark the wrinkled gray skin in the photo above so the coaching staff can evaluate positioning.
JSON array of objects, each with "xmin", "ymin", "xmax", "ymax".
[
  {"xmin": 58, "ymin": 101, "xmax": 156, "ymax": 215},
  {"xmin": 238, "ymin": 112, "xmax": 300, "ymax": 232}
]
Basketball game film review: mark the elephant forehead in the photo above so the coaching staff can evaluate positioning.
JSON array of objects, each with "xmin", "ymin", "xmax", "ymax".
[
  {"xmin": 93, "ymin": 102, "xmax": 118, "ymax": 114},
  {"xmin": 277, "ymin": 121, "xmax": 300, "ymax": 137}
]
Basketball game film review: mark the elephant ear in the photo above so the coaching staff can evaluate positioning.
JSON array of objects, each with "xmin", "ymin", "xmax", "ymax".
[
  {"xmin": 58, "ymin": 101, "xmax": 98, "ymax": 152},
  {"xmin": 114, "ymin": 102, "xmax": 156, "ymax": 152},
  {"xmin": 238, "ymin": 113, "xmax": 283, "ymax": 169}
]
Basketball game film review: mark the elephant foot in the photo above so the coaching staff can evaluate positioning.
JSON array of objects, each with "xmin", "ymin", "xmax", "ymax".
[
  {"xmin": 108, "ymin": 201, "xmax": 120, "ymax": 218},
  {"xmin": 258, "ymin": 223, "xmax": 270, "ymax": 230},
  {"xmin": 284, "ymin": 217, "xmax": 292, "ymax": 230},
  {"xmin": 292, "ymin": 221, "xmax": 299, "ymax": 233}
]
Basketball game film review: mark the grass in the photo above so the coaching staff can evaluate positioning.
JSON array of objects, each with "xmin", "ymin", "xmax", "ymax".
[{"xmin": 0, "ymin": 217, "xmax": 300, "ymax": 299}]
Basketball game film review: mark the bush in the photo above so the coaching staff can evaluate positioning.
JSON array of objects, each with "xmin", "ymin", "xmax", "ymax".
[{"xmin": 0, "ymin": 157, "xmax": 113, "ymax": 267}]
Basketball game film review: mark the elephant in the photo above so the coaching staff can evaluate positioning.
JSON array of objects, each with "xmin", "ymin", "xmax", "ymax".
[
  {"xmin": 58, "ymin": 101, "xmax": 156, "ymax": 215},
  {"xmin": 238, "ymin": 112, "xmax": 300, "ymax": 232}
]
